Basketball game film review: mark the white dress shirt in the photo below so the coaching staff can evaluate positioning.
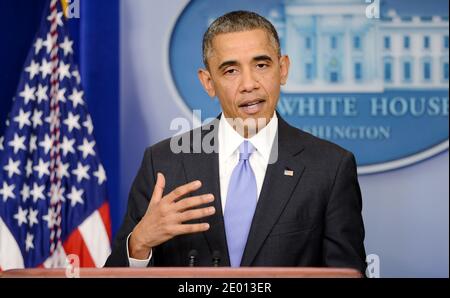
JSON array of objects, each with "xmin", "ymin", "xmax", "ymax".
[
  {"xmin": 127, "ymin": 112, "xmax": 279, "ymax": 267},
  {"xmin": 218, "ymin": 112, "xmax": 278, "ymax": 211}
]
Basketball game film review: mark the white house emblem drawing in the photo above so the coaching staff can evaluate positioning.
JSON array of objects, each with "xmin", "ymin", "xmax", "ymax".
[{"xmin": 168, "ymin": 0, "xmax": 449, "ymax": 174}]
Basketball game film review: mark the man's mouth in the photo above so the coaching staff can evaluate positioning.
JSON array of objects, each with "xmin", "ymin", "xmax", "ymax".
[{"xmin": 238, "ymin": 99, "xmax": 266, "ymax": 115}]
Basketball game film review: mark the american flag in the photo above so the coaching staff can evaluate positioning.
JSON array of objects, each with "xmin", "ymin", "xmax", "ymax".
[{"xmin": 0, "ymin": 0, "xmax": 111, "ymax": 270}]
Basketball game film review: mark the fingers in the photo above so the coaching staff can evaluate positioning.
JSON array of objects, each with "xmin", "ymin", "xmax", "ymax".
[
  {"xmin": 151, "ymin": 172, "xmax": 166, "ymax": 204},
  {"xmin": 174, "ymin": 194, "xmax": 214, "ymax": 212},
  {"xmin": 172, "ymin": 223, "xmax": 211, "ymax": 236},
  {"xmin": 177, "ymin": 206, "xmax": 216, "ymax": 223},
  {"xmin": 165, "ymin": 180, "xmax": 203, "ymax": 203}
]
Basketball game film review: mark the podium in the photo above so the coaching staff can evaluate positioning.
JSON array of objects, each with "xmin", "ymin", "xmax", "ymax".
[{"xmin": 1, "ymin": 267, "xmax": 362, "ymax": 278}]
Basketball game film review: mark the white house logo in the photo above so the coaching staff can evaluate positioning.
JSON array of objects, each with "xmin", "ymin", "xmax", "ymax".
[{"xmin": 168, "ymin": 0, "xmax": 449, "ymax": 174}]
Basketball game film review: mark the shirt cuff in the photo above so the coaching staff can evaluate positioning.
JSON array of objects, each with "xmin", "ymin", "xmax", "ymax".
[{"xmin": 126, "ymin": 232, "xmax": 152, "ymax": 267}]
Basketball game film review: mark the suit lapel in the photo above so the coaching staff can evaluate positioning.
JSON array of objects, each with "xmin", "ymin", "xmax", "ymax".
[
  {"xmin": 241, "ymin": 116, "xmax": 306, "ymax": 266},
  {"xmin": 181, "ymin": 118, "xmax": 230, "ymax": 266},
  {"xmin": 180, "ymin": 115, "xmax": 306, "ymax": 267}
]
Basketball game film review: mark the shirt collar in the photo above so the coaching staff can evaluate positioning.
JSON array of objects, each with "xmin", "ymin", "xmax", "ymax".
[{"xmin": 218, "ymin": 112, "xmax": 278, "ymax": 162}]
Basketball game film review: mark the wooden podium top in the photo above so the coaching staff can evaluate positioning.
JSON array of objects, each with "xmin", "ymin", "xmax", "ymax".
[{"xmin": 1, "ymin": 267, "xmax": 362, "ymax": 278}]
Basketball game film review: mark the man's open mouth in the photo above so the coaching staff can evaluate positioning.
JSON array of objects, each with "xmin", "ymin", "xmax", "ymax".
[
  {"xmin": 238, "ymin": 99, "xmax": 266, "ymax": 115},
  {"xmin": 238, "ymin": 99, "xmax": 266, "ymax": 108}
]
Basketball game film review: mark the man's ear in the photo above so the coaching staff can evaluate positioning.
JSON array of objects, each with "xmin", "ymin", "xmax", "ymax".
[
  {"xmin": 279, "ymin": 55, "xmax": 290, "ymax": 85},
  {"xmin": 198, "ymin": 68, "xmax": 216, "ymax": 97}
]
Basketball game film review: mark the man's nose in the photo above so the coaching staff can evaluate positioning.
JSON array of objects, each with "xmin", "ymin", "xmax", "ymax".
[{"xmin": 239, "ymin": 68, "xmax": 259, "ymax": 93}]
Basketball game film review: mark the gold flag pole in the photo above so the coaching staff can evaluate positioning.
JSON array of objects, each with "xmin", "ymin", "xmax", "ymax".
[{"xmin": 60, "ymin": 0, "xmax": 68, "ymax": 18}]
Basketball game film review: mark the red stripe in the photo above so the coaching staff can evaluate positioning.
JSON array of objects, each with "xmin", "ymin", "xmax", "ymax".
[
  {"xmin": 98, "ymin": 202, "xmax": 112, "ymax": 242},
  {"xmin": 63, "ymin": 229, "xmax": 96, "ymax": 267}
]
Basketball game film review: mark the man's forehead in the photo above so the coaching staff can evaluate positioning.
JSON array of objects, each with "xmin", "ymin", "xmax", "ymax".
[{"xmin": 209, "ymin": 29, "xmax": 277, "ymax": 64}]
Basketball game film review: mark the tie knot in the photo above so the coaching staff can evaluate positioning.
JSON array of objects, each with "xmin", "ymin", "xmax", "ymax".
[{"xmin": 239, "ymin": 141, "xmax": 255, "ymax": 160}]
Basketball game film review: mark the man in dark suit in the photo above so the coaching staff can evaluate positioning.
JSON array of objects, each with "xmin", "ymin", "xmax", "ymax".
[{"xmin": 105, "ymin": 11, "xmax": 366, "ymax": 273}]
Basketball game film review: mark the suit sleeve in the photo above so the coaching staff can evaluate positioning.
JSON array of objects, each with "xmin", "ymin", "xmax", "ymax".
[
  {"xmin": 104, "ymin": 147, "xmax": 156, "ymax": 267},
  {"xmin": 322, "ymin": 151, "xmax": 367, "ymax": 274}
]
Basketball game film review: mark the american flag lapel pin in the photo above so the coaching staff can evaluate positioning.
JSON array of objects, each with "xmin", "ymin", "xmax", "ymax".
[{"xmin": 284, "ymin": 169, "xmax": 294, "ymax": 176}]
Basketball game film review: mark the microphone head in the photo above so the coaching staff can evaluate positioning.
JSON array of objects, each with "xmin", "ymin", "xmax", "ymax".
[
  {"xmin": 188, "ymin": 249, "xmax": 199, "ymax": 258},
  {"xmin": 212, "ymin": 250, "xmax": 221, "ymax": 266},
  {"xmin": 212, "ymin": 250, "xmax": 221, "ymax": 260}
]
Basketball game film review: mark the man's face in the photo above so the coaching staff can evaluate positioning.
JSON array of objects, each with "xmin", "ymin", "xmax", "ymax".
[{"xmin": 198, "ymin": 29, "xmax": 290, "ymax": 134}]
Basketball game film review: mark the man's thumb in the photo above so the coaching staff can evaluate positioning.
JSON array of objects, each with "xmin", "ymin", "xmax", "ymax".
[{"xmin": 151, "ymin": 172, "xmax": 165, "ymax": 203}]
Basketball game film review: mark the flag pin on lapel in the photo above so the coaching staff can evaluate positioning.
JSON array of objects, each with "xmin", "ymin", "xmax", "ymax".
[{"xmin": 284, "ymin": 169, "xmax": 294, "ymax": 176}]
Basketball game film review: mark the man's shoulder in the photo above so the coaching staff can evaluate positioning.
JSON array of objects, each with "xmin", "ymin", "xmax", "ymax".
[{"xmin": 142, "ymin": 122, "xmax": 213, "ymax": 160}]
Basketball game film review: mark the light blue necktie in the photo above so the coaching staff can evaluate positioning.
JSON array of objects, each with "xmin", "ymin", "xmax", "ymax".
[{"xmin": 224, "ymin": 141, "xmax": 257, "ymax": 267}]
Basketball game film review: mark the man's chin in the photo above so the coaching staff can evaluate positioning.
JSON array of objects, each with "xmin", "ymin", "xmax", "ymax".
[{"xmin": 226, "ymin": 113, "xmax": 272, "ymax": 137}]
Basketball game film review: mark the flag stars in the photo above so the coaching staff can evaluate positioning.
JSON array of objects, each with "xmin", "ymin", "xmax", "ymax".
[
  {"xmin": 39, "ymin": 134, "xmax": 52, "ymax": 155},
  {"xmin": 33, "ymin": 158, "xmax": 50, "ymax": 179},
  {"xmin": 34, "ymin": 38, "xmax": 43, "ymax": 55},
  {"xmin": 3, "ymin": 158, "xmax": 21, "ymax": 178},
  {"xmin": 21, "ymin": 184, "xmax": 30, "ymax": 202},
  {"xmin": 43, "ymin": 208, "xmax": 56, "ymax": 229},
  {"xmin": 68, "ymin": 88, "xmax": 84, "ymax": 108},
  {"xmin": 60, "ymin": 136, "xmax": 75, "ymax": 156},
  {"xmin": 13, "ymin": 109, "xmax": 32, "ymax": 129},
  {"xmin": 40, "ymin": 58, "xmax": 52, "ymax": 79},
  {"xmin": 72, "ymin": 162, "xmax": 90, "ymax": 183},
  {"xmin": 57, "ymin": 162, "xmax": 70, "ymax": 179},
  {"xmin": 25, "ymin": 232, "xmax": 34, "ymax": 252},
  {"xmin": 44, "ymin": 115, "xmax": 52, "ymax": 126},
  {"xmin": 47, "ymin": 11, "xmax": 64, "ymax": 27},
  {"xmin": 28, "ymin": 208, "xmax": 39, "ymax": 228},
  {"xmin": 93, "ymin": 164, "xmax": 107, "ymax": 185},
  {"xmin": 42, "ymin": 33, "xmax": 54, "ymax": 54},
  {"xmin": 19, "ymin": 84, "xmax": 36, "ymax": 105},
  {"xmin": 60, "ymin": 36, "xmax": 73, "ymax": 56},
  {"xmin": 49, "ymin": 185, "xmax": 66, "ymax": 205},
  {"xmin": 30, "ymin": 182, "xmax": 45, "ymax": 203},
  {"xmin": 83, "ymin": 115, "xmax": 94, "ymax": 135},
  {"xmin": 67, "ymin": 186, "xmax": 84, "ymax": 207},
  {"xmin": 31, "ymin": 110, "xmax": 44, "ymax": 128},
  {"xmin": 14, "ymin": 207, "xmax": 28, "ymax": 227},
  {"xmin": 8, "ymin": 133, "xmax": 27, "ymax": 154},
  {"xmin": 63, "ymin": 112, "xmax": 81, "ymax": 132},
  {"xmin": 78, "ymin": 138, "xmax": 95, "ymax": 159},
  {"xmin": 35, "ymin": 84, "xmax": 49, "ymax": 103},
  {"xmin": 58, "ymin": 61, "xmax": 71, "ymax": 81},
  {"xmin": 25, "ymin": 60, "xmax": 40, "ymax": 80},
  {"xmin": 72, "ymin": 69, "xmax": 81, "ymax": 84},
  {"xmin": 0, "ymin": 181, "xmax": 15, "ymax": 202},
  {"xmin": 57, "ymin": 87, "xmax": 67, "ymax": 103},
  {"xmin": 25, "ymin": 159, "xmax": 33, "ymax": 177},
  {"xmin": 1, "ymin": 16, "xmax": 109, "ymax": 259}
]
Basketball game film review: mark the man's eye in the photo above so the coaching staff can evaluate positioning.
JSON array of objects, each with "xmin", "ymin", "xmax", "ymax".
[
  {"xmin": 225, "ymin": 69, "xmax": 238, "ymax": 75},
  {"xmin": 256, "ymin": 63, "xmax": 268, "ymax": 69}
]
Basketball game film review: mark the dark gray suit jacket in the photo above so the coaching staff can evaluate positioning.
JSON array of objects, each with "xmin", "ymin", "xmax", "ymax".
[{"xmin": 105, "ymin": 115, "xmax": 366, "ymax": 273}]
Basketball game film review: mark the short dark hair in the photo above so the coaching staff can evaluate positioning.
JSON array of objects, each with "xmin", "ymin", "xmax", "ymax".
[{"xmin": 202, "ymin": 10, "xmax": 281, "ymax": 69}]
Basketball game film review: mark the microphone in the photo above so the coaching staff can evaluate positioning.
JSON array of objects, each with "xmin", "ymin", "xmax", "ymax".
[
  {"xmin": 212, "ymin": 250, "xmax": 221, "ymax": 267},
  {"xmin": 188, "ymin": 249, "xmax": 198, "ymax": 267}
]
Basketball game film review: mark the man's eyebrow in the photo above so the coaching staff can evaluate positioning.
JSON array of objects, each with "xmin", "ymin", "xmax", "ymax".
[
  {"xmin": 218, "ymin": 60, "xmax": 238, "ymax": 71},
  {"xmin": 217, "ymin": 55, "xmax": 273, "ymax": 70},
  {"xmin": 253, "ymin": 55, "xmax": 273, "ymax": 62}
]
